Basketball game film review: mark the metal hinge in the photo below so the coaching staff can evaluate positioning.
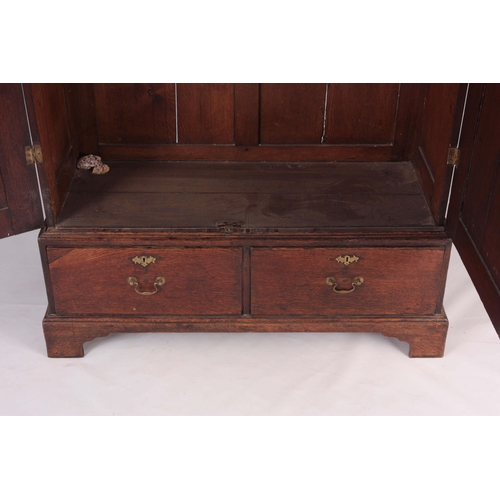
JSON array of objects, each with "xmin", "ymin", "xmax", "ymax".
[
  {"xmin": 447, "ymin": 147, "xmax": 460, "ymax": 166},
  {"xmin": 25, "ymin": 144, "xmax": 44, "ymax": 165}
]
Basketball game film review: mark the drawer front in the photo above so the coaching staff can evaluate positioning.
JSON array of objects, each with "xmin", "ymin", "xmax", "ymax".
[
  {"xmin": 47, "ymin": 247, "xmax": 242, "ymax": 316},
  {"xmin": 251, "ymin": 247, "xmax": 447, "ymax": 316}
]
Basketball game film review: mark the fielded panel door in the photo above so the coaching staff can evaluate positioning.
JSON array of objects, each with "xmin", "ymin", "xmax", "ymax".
[
  {"xmin": 447, "ymin": 84, "xmax": 500, "ymax": 335},
  {"xmin": 0, "ymin": 84, "xmax": 44, "ymax": 238}
]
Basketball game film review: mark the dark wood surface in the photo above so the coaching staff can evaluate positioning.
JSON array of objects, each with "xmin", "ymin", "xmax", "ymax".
[
  {"xmin": 323, "ymin": 84, "xmax": 400, "ymax": 144},
  {"xmin": 65, "ymin": 84, "xmax": 425, "ymax": 162},
  {"xmin": 43, "ymin": 313, "xmax": 449, "ymax": 358},
  {"xmin": 411, "ymin": 84, "xmax": 467, "ymax": 224},
  {"xmin": 0, "ymin": 84, "xmax": 44, "ymax": 238},
  {"xmin": 259, "ymin": 84, "xmax": 326, "ymax": 144},
  {"xmin": 98, "ymin": 144, "xmax": 394, "ymax": 162},
  {"xmin": 47, "ymin": 247, "xmax": 242, "ymax": 316},
  {"xmin": 56, "ymin": 161, "xmax": 437, "ymax": 230},
  {"xmin": 177, "ymin": 84, "xmax": 235, "ymax": 144},
  {"xmin": 65, "ymin": 84, "xmax": 99, "ymax": 155},
  {"xmin": 446, "ymin": 84, "xmax": 500, "ymax": 334},
  {"xmin": 234, "ymin": 84, "xmax": 259, "ymax": 146},
  {"xmin": 24, "ymin": 84, "xmax": 78, "ymax": 225},
  {"xmin": 251, "ymin": 247, "xmax": 448, "ymax": 316},
  {"xmin": 94, "ymin": 84, "xmax": 176, "ymax": 144},
  {"xmin": 1, "ymin": 82, "xmax": 481, "ymax": 358}
]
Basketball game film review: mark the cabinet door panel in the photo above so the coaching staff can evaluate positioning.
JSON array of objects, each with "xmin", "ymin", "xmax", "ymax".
[
  {"xmin": 447, "ymin": 84, "xmax": 500, "ymax": 334},
  {"xmin": 25, "ymin": 83, "xmax": 78, "ymax": 225},
  {"xmin": 0, "ymin": 84, "xmax": 44, "ymax": 238},
  {"xmin": 412, "ymin": 84, "xmax": 466, "ymax": 224}
]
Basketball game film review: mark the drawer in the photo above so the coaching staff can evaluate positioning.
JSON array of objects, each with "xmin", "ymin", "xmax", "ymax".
[
  {"xmin": 251, "ymin": 247, "xmax": 447, "ymax": 316},
  {"xmin": 47, "ymin": 247, "xmax": 242, "ymax": 316}
]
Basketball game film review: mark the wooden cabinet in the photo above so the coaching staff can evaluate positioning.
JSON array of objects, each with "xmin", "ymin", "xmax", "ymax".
[{"xmin": 1, "ymin": 83, "xmax": 499, "ymax": 357}]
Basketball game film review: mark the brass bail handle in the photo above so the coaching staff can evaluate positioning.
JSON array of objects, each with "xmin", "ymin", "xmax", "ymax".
[
  {"xmin": 127, "ymin": 276, "xmax": 166, "ymax": 295},
  {"xmin": 326, "ymin": 276, "xmax": 364, "ymax": 294}
]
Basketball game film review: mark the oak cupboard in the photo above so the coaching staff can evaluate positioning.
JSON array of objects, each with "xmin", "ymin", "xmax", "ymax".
[{"xmin": 0, "ymin": 83, "xmax": 498, "ymax": 357}]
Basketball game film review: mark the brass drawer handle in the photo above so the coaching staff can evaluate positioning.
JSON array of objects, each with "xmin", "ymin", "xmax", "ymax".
[
  {"xmin": 127, "ymin": 276, "xmax": 166, "ymax": 295},
  {"xmin": 325, "ymin": 276, "xmax": 364, "ymax": 294}
]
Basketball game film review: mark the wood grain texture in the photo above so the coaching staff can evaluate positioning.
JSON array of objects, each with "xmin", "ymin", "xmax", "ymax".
[
  {"xmin": 411, "ymin": 83, "xmax": 466, "ymax": 224},
  {"xmin": 251, "ymin": 247, "xmax": 447, "ymax": 316},
  {"xmin": 98, "ymin": 144, "xmax": 393, "ymax": 162},
  {"xmin": 259, "ymin": 84, "xmax": 326, "ymax": 144},
  {"xmin": 0, "ymin": 169, "xmax": 8, "ymax": 209},
  {"xmin": 47, "ymin": 247, "xmax": 242, "ymax": 316},
  {"xmin": 177, "ymin": 84, "xmax": 235, "ymax": 144},
  {"xmin": 0, "ymin": 84, "xmax": 44, "ymax": 237},
  {"xmin": 42, "ymin": 313, "xmax": 449, "ymax": 358},
  {"xmin": 31, "ymin": 84, "xmax": 72, "ymax": 177},
  {"xmin": 94, "ymin": 84, "xmax": 176, "ymax": 144},
  {"xmin": 460, "ymin": 84, "xmax": 500, "ymax": 254},
  {"xmin": 392, "ymin": 84, "xmax": 427, "ymax": 160},
  {"xmin": 234, "ymin": 84, "xmax": 259, "ymax": 145},
  {"xmin": 446, "ymin": 84, "xmax": 485, "ymax": 240},
  {"xmin": 446, "ymin": 84, "xmax": 500, "ymax": 335},
  {"xmin": 24, "ymin": 83, "xmax": 76, "ymax": 224},
  {"xmin": 453, "ymin": 220, "xmax": 500, "ymax": 334},
  {"xmin": 324, "ymin": 84, "xmax": 400, "ymax": 144},
  {"xmin": 65, "ymin": 84, "xmax": 99, "ymax": 155},
  {"xmin": 56, "ymin": 162, "xmax": 436, "ymax": 230}
]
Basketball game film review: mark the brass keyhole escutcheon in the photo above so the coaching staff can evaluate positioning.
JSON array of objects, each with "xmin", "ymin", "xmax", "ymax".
[
  {"xmin": 326, "ymin": 276, "xmax": 364, "ymax": 294},
  {"xmin": 127, "ymin": 276, "xmax": 166, "ymax": 295}
]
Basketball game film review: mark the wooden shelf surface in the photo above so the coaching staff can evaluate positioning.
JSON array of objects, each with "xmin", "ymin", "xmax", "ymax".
[{"xmin": 56, "ymin": 161, "xmax": 437, "ymax": 231}]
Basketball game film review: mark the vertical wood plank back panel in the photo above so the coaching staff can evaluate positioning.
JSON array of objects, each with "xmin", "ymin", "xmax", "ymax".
[
  {"xmin": 234, "ymin": 84, "xmax": 259, "ymax": 145},
  {"xmin": 94, "ymin": 84, "xmax": 176, "ymax": 144},
  {"xmin": 259, "ymin": 84, "xmax": 326, "ymax": 144},
  {"xmin": 324, "ymin": 84, "xmax": 400, "ymax": 144},
  {"xmin": 32, "ymin": 84, "xmax": 72, "ymax": 177},
  {"xmin": 66, "ymin": 84, "xmax": 99, "ymax": 155},
  {"xmin": 392, "ymin": 84, "xmax": 427, "ymax": 160},
  {"xmin": 177, "ymin": 84, "xmax": 235, "ymax": 144}
]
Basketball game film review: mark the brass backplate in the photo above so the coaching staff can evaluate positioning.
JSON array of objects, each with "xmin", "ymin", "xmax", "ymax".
[
  {"xmin": 336, "ymin": 255, "xmax": 359, "ymax": 266},
  {"xmin": 132, "ymin": 255, "xmax": 157, "ymax": 267}
]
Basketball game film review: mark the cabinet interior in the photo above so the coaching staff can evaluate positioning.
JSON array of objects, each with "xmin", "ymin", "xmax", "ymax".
[{"xmin": 28, "ymin": 83, "xmax": 463, "ymax": 233}]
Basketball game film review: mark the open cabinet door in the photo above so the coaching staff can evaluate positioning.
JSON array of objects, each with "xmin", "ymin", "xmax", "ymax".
[
  {"xmin": 447, "ymin": 84, "xmax": 500, "ymax": 334},
  {"xmin": 0, "ymin": 84, "xmax": 44, "ymax": 238},
  {"xmin": 411, "ymin": 84, "xmax": 468, "ymax": 225}
]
